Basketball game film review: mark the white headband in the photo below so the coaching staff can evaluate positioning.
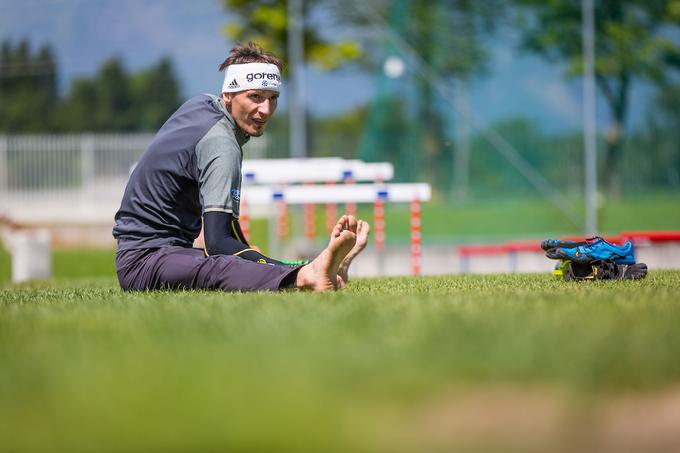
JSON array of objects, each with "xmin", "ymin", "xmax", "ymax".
[{"xmin": 222, "ymin": 63, "xmax": 281, "ymax": 93}]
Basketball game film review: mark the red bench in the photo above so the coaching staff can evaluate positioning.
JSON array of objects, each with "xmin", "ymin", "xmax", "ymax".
[
  {"xmin": 458, "ymin": 231, "xmax": 680, "ymax": 273},
  {"xmin": 622, "ymin": 230, "xmax": 680, "ymax": 243}
]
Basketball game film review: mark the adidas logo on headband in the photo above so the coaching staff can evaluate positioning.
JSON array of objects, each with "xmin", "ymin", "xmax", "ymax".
[{"xmin": 228, "ymin": 79, "xmax": 240, "ymax": 89}]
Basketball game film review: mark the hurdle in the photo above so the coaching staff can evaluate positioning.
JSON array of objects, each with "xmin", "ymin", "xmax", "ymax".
[
  {"xmin": 240, "ymin": 182, "xmax": 431, "ymax": 276},
  {"xmin": 241, "ymin": 158, "xmax": 394, "ymax": 184},
  {"xmin": 236, "ymin": 158, "xmax": 431, "ymax": 276},
  {"xmin": 240, "ymin": 157, "xmax": 396, "ymax": 254}
]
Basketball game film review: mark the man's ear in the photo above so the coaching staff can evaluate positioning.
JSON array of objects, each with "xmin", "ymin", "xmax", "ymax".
[{"xmin": 222, "ymin": 92, "xmax": 232, "ymax": 109}]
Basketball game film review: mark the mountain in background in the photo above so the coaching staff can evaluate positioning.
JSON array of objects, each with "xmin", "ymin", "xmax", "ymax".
[{"xmin": 1, "ymin": 0, "xmax": 228, "ymax": 96}]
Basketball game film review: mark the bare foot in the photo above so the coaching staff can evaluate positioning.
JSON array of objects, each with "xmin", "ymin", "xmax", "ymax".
[
  {"xmin": 328, "ymin": 214, "xmax": 358, "ymax": 289},
  {"xmin": 296, "ymin": 230, "xmax": 356, "ymax": 292},
  {"xmin": 337, "ymin": 219, "xmax": 370, "ymax": 284}
]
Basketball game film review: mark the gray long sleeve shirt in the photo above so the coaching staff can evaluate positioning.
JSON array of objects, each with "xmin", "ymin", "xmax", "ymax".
[{"xmin": 113, "ymin": 94, "xmax": 249, "ymax": 251}]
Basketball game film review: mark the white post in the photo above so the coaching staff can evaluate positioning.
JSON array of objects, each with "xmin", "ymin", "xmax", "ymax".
[
  {"xmin": 11, "ymin": 229, "xmax": 52, "ymax": 284},
  {"xmin": 582, "ymin": 0, "xmax": 598, "ymax": 236},
  {"xmin": 454, "ymin": 78, "xmax": 470, "ymax": 202},
  {"xmin": 81, "ymin": 134, "xmax": 96, "ymax": 199},
  {"xmin": 288, "ymin": 0, "xmax": 307, "ymax": 158}
]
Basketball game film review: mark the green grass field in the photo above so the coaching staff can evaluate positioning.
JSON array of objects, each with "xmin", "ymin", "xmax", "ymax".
[
  {"xmin": 2, "ymin": 271, "xmax": 680, "ymax": 452},
  {"xmin": 1, "ymin": 195, "xmax": 679, "ymax": 451}
]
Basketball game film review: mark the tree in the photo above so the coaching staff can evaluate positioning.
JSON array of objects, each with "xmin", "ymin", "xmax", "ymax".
[
  {"xmin": 0, "ymin": 38, "xmax": 181, "ymax": 133},
  {"xmin": 58, "ymin": 57, "xmax": 181, "ymax": 132},
  {"xmin": 221, "ymin": 0, "xmax": 362, "ymax": 71},
  {"xmin": 515, "ymin": 0, "xmax": 680, "ymax": 197},
  {"xmin": 55, "ymin": 78, "xmax": 98, "ymax": 131},
  {"xmin": 644, "ymin": 81, "xmax": 680, "ymax": 188},
  {"xmin": 96, "ymin": 59, "xmax": 135, "ymax": 130},
  {"xmin": 349, "ymin": 0, "xmax": 502, "ymax": 192},
  {"xmin": 220, "ymin": 0, "xmax": 503, "ymax": 193},
  {"xmin": 57, "ymin": 58, "xmax": 134, "ymax": 132},
  {"xmin": 131, "ymin": 57, "xmax": 181, "ymax": 131},
  {"xmin": 407, "ymin": 0, "xmax": 500, "ymax": 192},
  {"xmin": 0, "ymin": 39, "xmax": 58, "ymax": 132}
]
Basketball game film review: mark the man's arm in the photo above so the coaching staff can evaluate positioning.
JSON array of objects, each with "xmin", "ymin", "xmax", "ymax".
[{"xmin": 203, "ymin": 211, "xmax": 286, "ymax": 265}]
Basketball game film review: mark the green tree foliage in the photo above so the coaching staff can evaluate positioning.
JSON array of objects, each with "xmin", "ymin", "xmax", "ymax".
[
  {"xmin": 220, "ymin": 0, "xmax": 501, "ymax": 193},
  {"xmin": 221, "ymin": 0, "xmax": 362, "ymax": 71},
  {"xmin": 636, "ymin": 81, "xmax": 680, "ymax": 190},
  {"xmin": 57, "ymin": 58, "xmax": 181, "ymax": 132},
  {"xmin": 0, "ymin": 38, "xmax": 181, "ymax": 133},
  {"xmin": 95, "ymin": 59, "xmax": 135, "ymax": 130},
  {"xmin": 355, "ymin": 0, "xmax": 502, "ymax": 193},
  {"xmin": 515, "ymin": 0, "xmax": 680, "ymax": 197},
  {"xmin": 57, "ymin": 59, "xmax": 135, "ymax": 131},
  {"xmin": 311, "ymin": 105, "xmax": 369, "ymax": 159},
  {"xmin": 132, "ymin": 58, "xmax": 181, "ymax": 131},
  {"xmin": 0, "ymin": 39, "xmax": 58, "ymax": 132},
  {"xmin": 653, "ymin": 24, "xmax": 680, "ymax": 163},
  {"xmin": 468, "ymin": 118, "xmax": 584, "ymax": 199},
  {"xmin": 55, "ymin": 79, "xmax": 98, "ymax": 132}
]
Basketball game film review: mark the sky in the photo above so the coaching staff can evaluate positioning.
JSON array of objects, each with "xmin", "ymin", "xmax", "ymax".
[
  {"xmin": 0, "ymin": 0, "xmax": 655, "ymax": 132},
  {"xmin": 0, "ymin": 0, "xmax": 375, "ymax": 117}
]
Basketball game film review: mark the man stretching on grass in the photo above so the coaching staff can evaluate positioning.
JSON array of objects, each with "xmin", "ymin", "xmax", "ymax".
[{"xmin": 113, "ymin": 42, "xmax": 369, "ymax": 292}]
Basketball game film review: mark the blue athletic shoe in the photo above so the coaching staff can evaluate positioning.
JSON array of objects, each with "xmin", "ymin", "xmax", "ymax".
[{"xmin": 552, "ymin": 237, "xmax": 636, "ymax": 265}]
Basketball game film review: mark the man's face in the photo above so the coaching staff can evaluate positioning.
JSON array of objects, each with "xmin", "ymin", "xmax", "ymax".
[{"xmin": 223, "ymin": 89, "xmax": 278, "ymax": 137}]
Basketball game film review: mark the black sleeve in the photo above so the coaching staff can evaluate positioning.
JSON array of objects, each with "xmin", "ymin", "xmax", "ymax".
[{"xmin": 203, "ymin": 211, "xmax": 286, "ymax": 266}]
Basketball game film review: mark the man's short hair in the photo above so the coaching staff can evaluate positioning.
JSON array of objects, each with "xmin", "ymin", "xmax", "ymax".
[{"xmin": 219, "ymin": 42, "xmax": 283, "ymax": 73}]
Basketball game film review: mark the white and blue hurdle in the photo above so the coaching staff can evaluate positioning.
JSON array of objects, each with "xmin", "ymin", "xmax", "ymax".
[{"xmin": 237, "ymin": 158, "xmax": 431, "ymax": 276}]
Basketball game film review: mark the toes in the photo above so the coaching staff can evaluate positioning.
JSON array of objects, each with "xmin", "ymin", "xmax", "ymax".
[
  {"xmin": 331, "ymin": 223, "xmax": 343, "ymax": 238},
  {"xmin": 336, "ymin": 214, "xmax": 349, "ymax": 229},
  {"xmin": 347, "ymin": 215, "xmax": 358, "ymax": 233},
  {"xmin": 356, "ymin": 220, "xmax": 370, "ymax": 244}
]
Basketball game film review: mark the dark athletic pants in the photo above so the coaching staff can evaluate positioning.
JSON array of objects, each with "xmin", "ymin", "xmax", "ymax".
[{"xmin": 116, "ymin": 246, "xmax": 300, "ymax": 292}]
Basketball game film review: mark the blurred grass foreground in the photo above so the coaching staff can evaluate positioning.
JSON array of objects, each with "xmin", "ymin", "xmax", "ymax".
[{"xmin": 2, "ymin": 271, "xmax": 680, "ymax": 452}]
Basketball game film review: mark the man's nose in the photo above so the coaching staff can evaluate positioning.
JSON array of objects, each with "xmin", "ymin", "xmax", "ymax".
[{"xmin": 259, "ymin": 100, "xmax": 273, "ymax": 117}]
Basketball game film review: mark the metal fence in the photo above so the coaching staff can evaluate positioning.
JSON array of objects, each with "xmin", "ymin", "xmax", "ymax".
[
  {"xmin": 0, "ymin": 133, "xmax": 270, "ymax": 223},
  {"xmin": 0, "ymin": 134, "xmax": 152, "ymax": 196}
]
